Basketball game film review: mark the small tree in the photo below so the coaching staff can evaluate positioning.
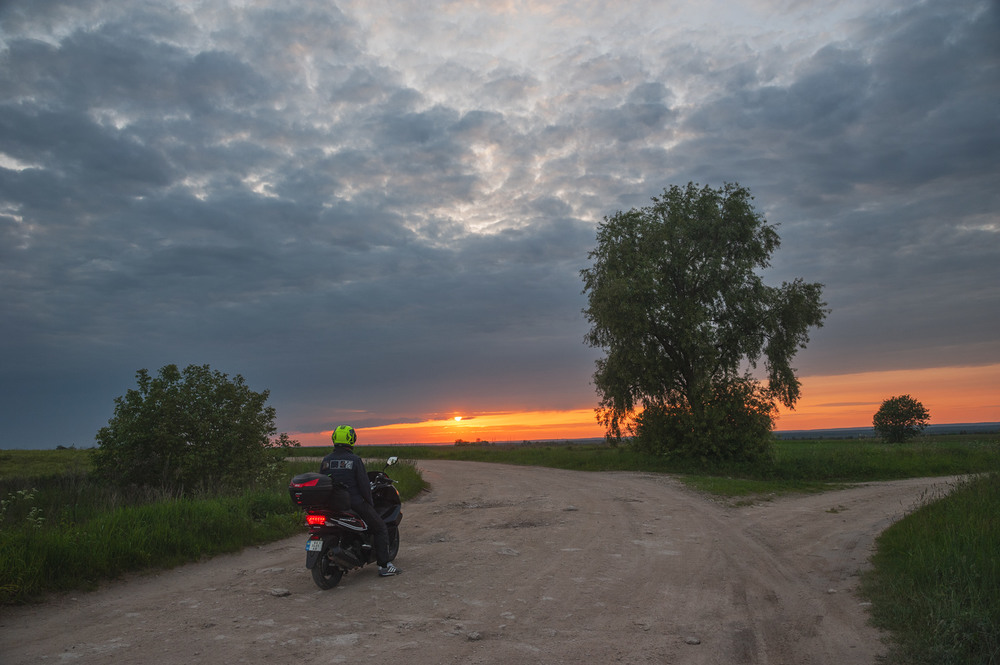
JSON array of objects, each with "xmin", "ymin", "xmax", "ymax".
[
  {"xmin": 873, "ymin": 394, "xmax": 930, "ymax": 443},
  {"xmin": 581, "ymin": 182, "xmax": 827, "ymax": 461},
  {"xmin": 92, "ymin": 364, "xmax": 298, "ymax": 491}
]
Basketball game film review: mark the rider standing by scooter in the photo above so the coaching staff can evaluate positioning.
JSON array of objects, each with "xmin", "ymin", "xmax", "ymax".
[{"xmin": 320, "ymin": 425, "xmax": 402, "ymax": 577}]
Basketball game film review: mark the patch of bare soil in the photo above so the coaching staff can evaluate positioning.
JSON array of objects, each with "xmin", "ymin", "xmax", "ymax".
[{"xmin": 0, "ymin": 462, "xmax": 961, "ymax": 664}]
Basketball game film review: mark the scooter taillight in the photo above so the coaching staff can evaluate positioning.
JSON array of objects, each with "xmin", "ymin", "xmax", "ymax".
[{"xmin": 306, "ymin": 514, "xmax": 327, "ymax": 526}]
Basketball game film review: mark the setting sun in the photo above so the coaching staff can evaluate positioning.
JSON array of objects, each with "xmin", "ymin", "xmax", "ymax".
[{"xmin": 454, "ymin": 416, "xmax": 463, "ymax": 421}]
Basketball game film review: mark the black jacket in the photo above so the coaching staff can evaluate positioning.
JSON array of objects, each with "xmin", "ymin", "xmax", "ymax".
[{"xmin": 320, "ymin": 445, "xmax": 373, "ymax": 506}]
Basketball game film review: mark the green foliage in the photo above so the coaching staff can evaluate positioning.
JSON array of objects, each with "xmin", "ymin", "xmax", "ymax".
[
  {"xmin": 381, "ymin": 458, "xmax": 429, "ymax": 500},
  {"xmin": 0, "ymin": 488, "xmax": 45, "ymax": 528},
  {"xmin": 861, "ymin": 472, "xmax": 1000, "ymax": 665},
  {"xmin": 91, "ymin": 364, "xmax": 299, "ymax": 493},
  {"xmin": 632, "ymin": 377, "xmax": 776, "ymax": 462},
  {"xmin": 874, "ymin": 394, "xmax": 931, "ymax": 443},
  {"xmin": 581, "ymin": 182, "xmax": 827, "ymax": 461}
]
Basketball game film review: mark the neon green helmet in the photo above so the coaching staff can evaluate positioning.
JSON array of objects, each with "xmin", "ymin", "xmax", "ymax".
[{"xmin": 331, "ymin": 425, "xmax": 357, "ymax": 447}]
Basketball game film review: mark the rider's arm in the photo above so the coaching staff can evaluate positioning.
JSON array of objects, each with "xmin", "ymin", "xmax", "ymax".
[{"xmin": 355, "ymin": 456, "xmax": 374, "ymax": 505}]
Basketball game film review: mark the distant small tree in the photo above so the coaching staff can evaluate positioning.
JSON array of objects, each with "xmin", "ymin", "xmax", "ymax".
[
  {"xmin": 873, "ymin": 395, "xmax": 930, "ymax": 443},
  {"xmin": 92, "ymin": 364, "xmax": 298, "ymax": 491}
]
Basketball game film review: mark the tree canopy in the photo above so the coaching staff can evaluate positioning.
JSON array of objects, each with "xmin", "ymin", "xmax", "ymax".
[
  {"xmin": 92, "ymin": 364, "xmax": 298, "ymax": 491},
  {"xmin": 581, "ymin": 182, "xmax": 827, "ymax": 460},
  {"xmin": 873, "ymin": 394, "xmax": 930, "ymax": 443}
]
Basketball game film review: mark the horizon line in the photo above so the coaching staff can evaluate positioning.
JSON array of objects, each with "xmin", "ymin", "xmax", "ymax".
[{"xmin": 301, "ymin": 421, "xmax": 1000, "ymax": 447}]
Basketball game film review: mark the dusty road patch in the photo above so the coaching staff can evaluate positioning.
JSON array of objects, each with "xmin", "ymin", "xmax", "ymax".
[{"xmin": 0, "ymin": 462, "xmax": 959, "ymax": 664}]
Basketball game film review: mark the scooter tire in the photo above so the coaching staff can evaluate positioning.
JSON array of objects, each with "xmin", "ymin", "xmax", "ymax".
[
  {"xmin": 387, "ymin": 526, "xmax": 400, "ymax": 561},
  {"xmin": 312, "ymin": 551, "xmax": 345, "ymax": 589}
]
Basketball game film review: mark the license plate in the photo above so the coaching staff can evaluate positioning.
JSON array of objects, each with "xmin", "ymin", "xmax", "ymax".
[{"xmin": 306, "ymin": 539, "xmax": 323, "ymax": 552}]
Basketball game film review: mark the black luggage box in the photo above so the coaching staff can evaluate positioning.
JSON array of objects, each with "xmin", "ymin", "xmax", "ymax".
[{"xmin": 289, "ymin": 473, "xmax": 350, "ymax": 510}]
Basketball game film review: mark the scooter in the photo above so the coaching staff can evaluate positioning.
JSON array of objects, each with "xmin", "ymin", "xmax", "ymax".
[{"xmin": 288, "ymin": 457, "xmax": 402, "ymax": 589}]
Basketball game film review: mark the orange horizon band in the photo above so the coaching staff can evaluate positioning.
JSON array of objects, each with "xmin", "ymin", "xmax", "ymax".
[{"xmin": 287, "ymin": 364, "xmax": 1000, "ymax": 446}]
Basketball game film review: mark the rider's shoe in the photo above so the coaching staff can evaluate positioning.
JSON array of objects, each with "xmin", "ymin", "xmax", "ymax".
[{"xmin": 379, "ymin": 562, "xmax": 402, "ymax": 577}]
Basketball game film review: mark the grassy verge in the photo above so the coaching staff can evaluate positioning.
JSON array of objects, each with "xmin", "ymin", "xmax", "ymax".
[
  {"xmin": 859, "ymin": 472, "xmax": 1000, "ymax": 665},
  {"xmin": 0, "ymin": 454, "xmax": 425, "ymax": 605},
  {"xmin": 0, "ymin": 488, "xmax": 298, "ymax": 604}
]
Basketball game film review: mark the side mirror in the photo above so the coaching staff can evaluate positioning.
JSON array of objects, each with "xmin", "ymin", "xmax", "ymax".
[{"xmin": 386, "ymin": 456, "xmax": 398, "ymax": 466}]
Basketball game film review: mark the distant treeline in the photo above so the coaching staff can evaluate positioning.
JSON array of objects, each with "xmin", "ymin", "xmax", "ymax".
[{"xmin": 774, "ymin": 422, "xmax": 1000, "ymax": 441}]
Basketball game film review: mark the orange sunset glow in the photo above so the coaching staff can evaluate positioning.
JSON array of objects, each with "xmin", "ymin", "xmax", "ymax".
[
  {"xmin": 296, "ymin": 408, "xmax": 606, "ymax": 447},
  {"xmin": 290, "ymin": 363, "xmax": 999, "ymax": 446},
  {"xmin": 774, "ymin": 363, "xmax": 1000, "ymax": 431}
]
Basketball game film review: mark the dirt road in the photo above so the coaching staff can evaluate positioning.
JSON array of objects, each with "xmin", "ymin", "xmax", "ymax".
[{"xmin": 0, "ymin": 461, "xmax": 959, "ymax": 664}]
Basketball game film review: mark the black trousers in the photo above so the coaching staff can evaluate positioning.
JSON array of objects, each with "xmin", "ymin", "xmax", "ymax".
[{"xmin": 352, "ymin": 500, "xmax": 390, "ymax": 567}]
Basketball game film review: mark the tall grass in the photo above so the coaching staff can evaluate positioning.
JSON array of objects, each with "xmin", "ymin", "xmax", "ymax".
[
  {"xmin": 860, "ymin": 472, "xmax": 1000, "ymax": 665},
  {"xmin": 0, "ymin": 489, "xmax": 298, "ymax": 603},
  {"xmin": 0, "ymin": 455, "xmax": 424, "ymax": 605}
]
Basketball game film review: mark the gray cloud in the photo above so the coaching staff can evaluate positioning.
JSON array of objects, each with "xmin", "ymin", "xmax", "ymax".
[{"xmin": 1, "ymin": 0, "xmax": 997, "ymax": 447}]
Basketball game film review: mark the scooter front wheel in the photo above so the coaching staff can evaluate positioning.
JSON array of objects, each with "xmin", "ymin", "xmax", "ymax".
[{"xmin": 387, "ymin": 526, "xmax": 400, "ymax": 561}]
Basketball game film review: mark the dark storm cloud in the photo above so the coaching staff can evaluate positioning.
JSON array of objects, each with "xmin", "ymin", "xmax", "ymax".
[
  {"xmin": 0, "ymin": 0, "xmax": 997, "ymax": 447},
  {"xmin": 659, "ymin": 0, "xmax": 999, "ymax": 375}
]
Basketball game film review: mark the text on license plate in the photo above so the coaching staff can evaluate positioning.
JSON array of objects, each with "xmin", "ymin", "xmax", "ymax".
[{"xmin": 306, "ymin": 540, "xmax": 323, "ymax": 552}]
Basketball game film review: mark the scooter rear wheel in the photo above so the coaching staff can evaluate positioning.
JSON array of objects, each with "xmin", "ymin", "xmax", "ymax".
[{"xmin": 312, "ymin": 550, "xmax": 345, "ymax": 589}]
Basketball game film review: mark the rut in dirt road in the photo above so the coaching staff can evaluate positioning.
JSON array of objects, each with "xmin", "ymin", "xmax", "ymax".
[{"xmin": 0, "ymin": 461, "xmax": 959, "ymax": 665}]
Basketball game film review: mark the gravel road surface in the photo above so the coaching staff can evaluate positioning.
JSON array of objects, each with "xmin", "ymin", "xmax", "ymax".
[{"xmin": 0, "ymin": 461, "xmax": 959, "ymax": 664}]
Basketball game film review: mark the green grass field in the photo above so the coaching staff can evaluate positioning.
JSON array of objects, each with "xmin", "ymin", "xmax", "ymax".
[
  {"xmin": 296, "ymin": 434, "xmax": 1000, "ymax": 498},
  {"xmin": 3, "ymin": 436, "xmax": 998, "ymax": 663}
]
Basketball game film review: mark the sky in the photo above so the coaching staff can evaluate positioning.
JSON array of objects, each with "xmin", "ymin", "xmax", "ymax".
[{"xmin": 1, "ymin": 0, "xmax": 998, "ymax": 449}]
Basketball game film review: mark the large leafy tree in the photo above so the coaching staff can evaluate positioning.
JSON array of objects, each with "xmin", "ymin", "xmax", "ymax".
[
  {"xmin": 581, "ymin": 182, "xmax": 828, "ymax": 460},
  {"xmin": 873, "ymin": 394, "xmax": 930, "ymax": 443},
  {"xmin": 92, "ymin": 364, "xmax": 298, "ymax": 491}
]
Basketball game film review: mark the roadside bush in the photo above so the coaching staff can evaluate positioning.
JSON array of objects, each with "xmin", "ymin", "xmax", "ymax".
[
  {"xmin": 632, "ymin": 378, "xmax": 775, "ymax": 463},
  {"xmin": 91, "ymin": 364, "xmax": 298, "ymax": 493}
]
